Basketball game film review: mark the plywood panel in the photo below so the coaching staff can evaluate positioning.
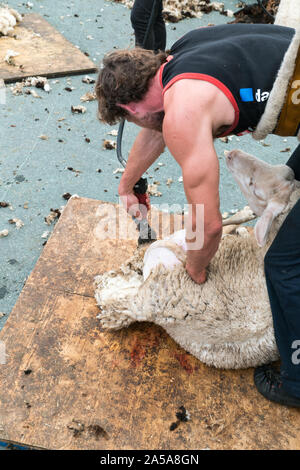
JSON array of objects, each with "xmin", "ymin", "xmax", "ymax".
[
  {"xmin": 0, "ymin": 197, "xmax": 299, "ymax": 450},
  {"xmin": 0, "ymin": 14, "xmax": 97, "ymax": 83}
]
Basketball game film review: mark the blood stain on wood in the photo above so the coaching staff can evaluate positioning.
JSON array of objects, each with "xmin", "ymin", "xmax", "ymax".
[
  {"xmin": 130, "ymin": 339, "xmax": 146, "ymax": 367},
  {"xmin": 174, "ymin": 353, "xmax": 196, "ymax": 374}
]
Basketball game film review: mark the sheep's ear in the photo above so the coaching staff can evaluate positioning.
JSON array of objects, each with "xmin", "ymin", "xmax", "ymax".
[
  {"xmin": 254, "ymin": 200, "xmax": 285, "ymax": 247},
  {"xmin": 254, "ymin": 209, "xmax": 275, "ymax": 247}
]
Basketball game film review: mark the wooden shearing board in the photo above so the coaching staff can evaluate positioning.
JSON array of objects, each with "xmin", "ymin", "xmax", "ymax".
[
  {"xmin": 0, "ymin": 197, "xmax": 299, "ymax": 450},
  {"xmin": 0, "ymin": 14, "xmax": 97, "ymax": 83}
]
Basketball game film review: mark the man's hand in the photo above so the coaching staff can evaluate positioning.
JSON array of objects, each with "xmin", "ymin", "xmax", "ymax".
[
  {"xmin": 119, "ymin": 191, "xmax": 149, "ymax": 220},
  {"xmin": 186, "ymin": 265, "xmax": 207, "ymax": 284},
  {"xmin": 116, "ymin": 127, "xmax": 164, "ymax": 220}
]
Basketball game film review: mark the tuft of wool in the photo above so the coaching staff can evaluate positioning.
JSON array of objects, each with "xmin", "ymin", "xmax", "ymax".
[{"xmin": 0, "ymin": 6, "xmax": 22, "ymax": 37}]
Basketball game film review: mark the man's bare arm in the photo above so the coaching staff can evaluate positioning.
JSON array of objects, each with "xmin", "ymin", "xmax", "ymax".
[
  {"xmin": 163, "ymin": 81, "xmax": 224, "ymax": 283},
  {"xmin": 182, "ymin": 144, "xmax": 223, "ymax": 283},
  {"xmin": 118, "ymin": 127, "xmax": 165, "ymax": 196}
]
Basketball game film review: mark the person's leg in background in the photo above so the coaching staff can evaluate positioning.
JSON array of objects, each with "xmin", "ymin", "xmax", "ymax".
[
  {"xmin": 286, "ymin": 143, "xmax": 300, "ymax": 181},
  {"xmin": 152, "ymin": 0, "xmax": 166, "ymax": 52},
  {"xmin": 130, "ymin": 0, "xmax": 166, "ymax": 51},
  {"xmin": 255, "ymin": 144, "xmax": 300, "ymax": 406}
]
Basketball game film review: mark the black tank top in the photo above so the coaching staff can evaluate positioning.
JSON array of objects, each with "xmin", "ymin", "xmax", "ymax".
[{"xmin": 160, "ymin": 24, "xmax": 294, "ymax": 136}]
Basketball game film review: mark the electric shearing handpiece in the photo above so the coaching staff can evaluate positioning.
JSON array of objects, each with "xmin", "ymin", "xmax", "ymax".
[{"xmin": 133, "ymin": 177, "xmax": 157, "ymax": 245}]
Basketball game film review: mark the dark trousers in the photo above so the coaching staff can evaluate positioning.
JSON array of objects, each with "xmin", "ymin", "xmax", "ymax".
[
  {"xmin": 130, "ymin": 0, "xmax": 166, "ymax": 51},
  {"xmin": 264, "ymin": 144, "xmax": 300, "ymax": 397}
]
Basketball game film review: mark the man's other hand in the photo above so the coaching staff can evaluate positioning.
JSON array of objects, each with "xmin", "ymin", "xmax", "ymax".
[{"xmin": 186, "ymin": 265, "xmax": 207, "ymax": 284}]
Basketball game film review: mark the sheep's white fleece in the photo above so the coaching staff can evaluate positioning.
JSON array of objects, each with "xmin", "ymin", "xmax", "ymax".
[
  {"xmin": 252, "ymin": 0, "xmax": 300, "ymax": 141},
  {"xmin": 95, "ymin": 182, "xmax": 300, "ymax": 370}
]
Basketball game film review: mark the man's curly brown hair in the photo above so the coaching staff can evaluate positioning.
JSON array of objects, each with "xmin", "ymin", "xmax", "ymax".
[{"xmin": 95, "ymin": 48, "xmax": 167, "ymax": 125}]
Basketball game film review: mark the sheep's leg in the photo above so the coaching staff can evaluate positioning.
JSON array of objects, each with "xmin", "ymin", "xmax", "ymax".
[{"xmin": 263, "ymin": 198, "xmax": 300, "ymax": 397}]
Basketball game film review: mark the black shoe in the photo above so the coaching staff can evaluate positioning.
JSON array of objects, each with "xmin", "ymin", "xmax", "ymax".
[{"xmin": 254, "ymin": 364, "xmax": 300, "ymax": 408}]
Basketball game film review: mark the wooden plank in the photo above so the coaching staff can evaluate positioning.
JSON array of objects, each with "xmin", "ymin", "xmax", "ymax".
[
  {"xmin": 0, "ymin": 197, "xmax": 299, "ymax": 450},
  {"xmin": 0, "ymin": 14, "xmax": 97, "ymax": 83}
]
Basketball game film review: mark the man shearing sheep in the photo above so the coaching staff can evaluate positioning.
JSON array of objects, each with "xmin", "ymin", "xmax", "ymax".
[{"xmin": 96, "ymin": 23, "xmax": 300, "ymax": 407}]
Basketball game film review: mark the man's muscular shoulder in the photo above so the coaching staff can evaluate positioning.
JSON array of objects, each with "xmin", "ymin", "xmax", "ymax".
[{"xmin": 163, "ymin": 79, "xmax": 235, "ymax": 137}]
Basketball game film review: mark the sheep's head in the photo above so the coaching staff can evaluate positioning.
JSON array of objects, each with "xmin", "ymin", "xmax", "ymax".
[{"xmin": 225, "ymin": 149, "xmax": 295, "ymax": 247}]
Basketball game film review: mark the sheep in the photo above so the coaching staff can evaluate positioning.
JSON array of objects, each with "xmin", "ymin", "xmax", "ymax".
[{"xmin": 95, "ymin": 149, "xmax": 300, "ymax": 369}]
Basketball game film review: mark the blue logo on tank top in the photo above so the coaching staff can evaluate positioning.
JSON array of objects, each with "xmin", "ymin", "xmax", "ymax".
[{"xmin": 239, "ymin": 88, "xmax": 254, "ymax": 102}]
